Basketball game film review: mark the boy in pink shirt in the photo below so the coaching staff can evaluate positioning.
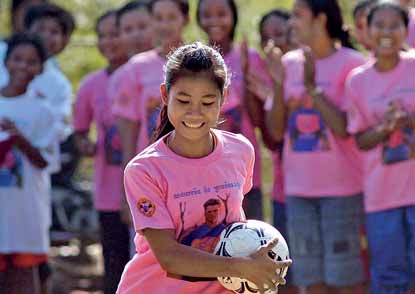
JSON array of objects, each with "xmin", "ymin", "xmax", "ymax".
[
  {"xmin": 73, "ymin": 11, "xmax": 130, "ymax": 294},
  {"xmin": 197, "ymin": 0, "xmax": 271, "ymax": 220},
  {"xmin": 346, "ymin": 3, "xmax": 415, "ymax": 293},
  {"xmin": 265, "ymin": 1, "xmax": 366, "ymax": 293},
  {"xmin": 117, "ymin": 42, "xmax": 291, "ymax": 294}
]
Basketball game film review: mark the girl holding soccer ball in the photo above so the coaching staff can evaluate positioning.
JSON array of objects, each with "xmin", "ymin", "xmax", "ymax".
[{"xmin": 116, "ymin": 42, "xmax": 291, "ymax": 294}]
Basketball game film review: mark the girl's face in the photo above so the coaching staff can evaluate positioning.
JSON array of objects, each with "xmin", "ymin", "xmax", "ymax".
[
  {"xmin": 119, "ymin": 8, "xmax": 154, "ymax": 56},
  {"xmin": 198, "ymin": 0, "xmax": 234, "ymax": 44},
  {"xmin": 5, "ymin": 44, "xmax": 43, "ymax": 88},
  {"xmin": 97, "ymin": 14, "xmax": 126, "ymax": 64},
  {"xmin": 28, "ymin": 17, "xmax": 66, "ymax": 57},
  {"xmin": 162, "ymin": 74, "xmax": 223, "ymax": 142},
  {"xmin": 368, "ymin": 8, "xmax": 407, "ymax": 58},
  {"xmin": 354, "ymin": 8, "xmax": 371, "ymax": 50},
  {"xmin": 291, "ymin": 0, "xmax": 323, "ymax": 46},
  {"xmin": 152, "ymin": 0, "xmax": 187, "ymax": 48},
  {"xmin": 261, "ymin": 15, "xmax": 289, "ymax": 52}
]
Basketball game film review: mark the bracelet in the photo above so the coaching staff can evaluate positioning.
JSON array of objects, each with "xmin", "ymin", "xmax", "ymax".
[{"xmin": 308, "ymin": 86, "xmax": 323, "ymax": 98}]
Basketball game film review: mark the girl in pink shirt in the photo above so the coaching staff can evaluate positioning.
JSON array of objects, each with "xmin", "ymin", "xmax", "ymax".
[
  {"xmin": 346, "ymin": 2, "xmax": 415, "ymax": 293},
  {"xmin": 196, "ymin": 0, "xmax": 270, "ymax": 220},
  {"xmin": 112, "ymin": 0, "xmax": 188, "ymax": 224},
  {"xmin": 73, "ymin": 11, "xmax": 130, "ymax": 294},
  {"xmin": 265, "ymin": 1, "xmax": 366, "ymax": 294},
  {"xmin": 117, "ymin": 42, "xmax": 291, "ymax": 294}
]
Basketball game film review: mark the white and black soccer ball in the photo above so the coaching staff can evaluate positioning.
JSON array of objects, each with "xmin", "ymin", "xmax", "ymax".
[{"xmin": 214, "ymin": 220, "xmax": 290, "ymax": 294}]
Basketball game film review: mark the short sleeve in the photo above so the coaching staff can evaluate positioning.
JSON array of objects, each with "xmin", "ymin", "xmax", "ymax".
[
  {"xmin": 345, "ymin": 76, "xmax": 370, "ymax": 134},
  {"xmin": 124, "ymin": 162, "xmax": 175, "ymax": 232},
  {"xmin": 111, "ymin": 64, "xmax": 143, "ymax": 122},
  {"xmin": 73, "ymin": 77, "xmax": 94, "ymax": 132},
  {"xmin": 242, "ymin": 143, "xmax": 255, "ymax": 195}
]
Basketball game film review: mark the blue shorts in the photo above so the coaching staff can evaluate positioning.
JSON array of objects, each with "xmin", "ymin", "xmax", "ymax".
[
  {"xmin": 286, "ymin": 195, "xmax": 365, "ymax": 287},
  {"xmin": 366, "ymin": 206, "xmax": 415, "ymax": 294}
]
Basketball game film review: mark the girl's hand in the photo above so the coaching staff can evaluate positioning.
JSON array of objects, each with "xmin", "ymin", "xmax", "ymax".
[
  {"xmin": 303, "ymin": 47, "xmax": 316, "ymax": 92},
  {"xmin": 238, "ymin": 238, "xmax": 292, "ymax": 294},
  {"xmin": 383, "ymin": 102, "xmax": 409, "ymax": 132},
  {"xmin": 264, "ymin": 40, "xmax": 285, "ymax": 86},
  {"xmin": 241, "ymin": 34, "xmax": 250, "ymax": 76},
  {"xmin": 0, "ymin": 118, "xmax": 21, "ymax": 138},
  {"xmin": 246, "ymin": 72, "xmax": 274, "ymax": 102}
]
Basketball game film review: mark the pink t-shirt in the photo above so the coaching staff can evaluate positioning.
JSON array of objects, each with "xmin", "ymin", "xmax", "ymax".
[
  {"xmin": 222, "ymin": 46, "xmax": 269, "ymax": 189},
  {"xmin": 406, "ymin": 8, "xmax": 415, "ymax": 48},
  {"xmin": 112, "ymin": 49, "xmax": 165, "ymax": 154},
  {"xmin": 74, "ymin": 69, "xmax": 123, "ymax": 211},
  {"xmin": 346, "ymin": 54, "xmax": 415, "ymax": 213},
  {"xmin": 117, "ymin": 129, "xmax": 254, "ymax": 294},
  {"xmin": 282, "ymin": 47, "xmax": 365, "ymax": 197}
]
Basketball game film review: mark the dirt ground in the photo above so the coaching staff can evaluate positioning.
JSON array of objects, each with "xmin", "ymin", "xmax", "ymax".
[{"xmin": 50, "ymin": 243, "xmax": 104, "ymax": 294}]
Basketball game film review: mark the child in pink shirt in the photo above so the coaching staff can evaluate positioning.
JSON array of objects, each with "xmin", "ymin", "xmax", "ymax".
[
  {"xmin": 196, "ymin": 0, "xmax": 270, "ymax": 220},
  {"xmin": 112, "ymin": 0, "xmax": 189, "ymax": 226},
  {"xmin": 117, "ymin": 42, "xmax": 291, "ymax": 294},
  {"xmin": 265, "ymin": 1, "xmax": 366, "ymax": 293},
  {"xmin": 346, "ymin": 3, "xmax": 415, "ymax": 293},
  {"xmin": 73, "ymin": 11, "xmax": 130, "ymax": 294}
]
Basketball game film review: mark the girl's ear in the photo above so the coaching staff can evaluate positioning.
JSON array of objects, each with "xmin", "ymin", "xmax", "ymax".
[{"xmin": 160, "ymin": 83, "xmax": 168, "ymax": 105}]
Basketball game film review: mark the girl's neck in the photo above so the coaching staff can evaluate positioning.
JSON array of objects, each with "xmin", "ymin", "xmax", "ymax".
[
  {"xmin": 0, "ymin": 84, "xmax": 27, "ymax": 97},
  {"xmin": 375, "ymin": 53, "xmax": 401, "ymax": 72},
  {"xmin": 107, "ymin": 57, "xmax": 128, "ymax": 74},
  {"xmin": 309, "ymin": 37, "xmax": 337, "ymax": 59},
  {"xmin": 160, "ymin": 39, "xmax": 183, "ymax": 58},
  {"xmin": 210, "ymin": 39, "xmax": 232, "ymax": 55},
  {"xmin": 167, "ymin": 130, "xmax": 215, "ymax": 158}
]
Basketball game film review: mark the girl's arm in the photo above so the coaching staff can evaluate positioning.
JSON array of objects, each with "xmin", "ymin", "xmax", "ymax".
[
  {"xmin": 117, "ymin": 116, "xmax": 140, "ymax": 225},
  {"xmin": 303, "ymin": 49, "xmax": 349, "ymax": 138},
  {"xmin": 143, "ymin": 228, "xmax": 291, "ymax": 293},
  {"xmin": 308, "ymin": 88, "xmax": 349, "ymax": 138},
  {"xmin": 74, "ymin": 131, "xmax": 96, "ymax": 156},
  {"xmin": 1, "ymin": 119, "xmax": 47, "ymax": 169},
  {"xmin": 263, "ymin": 45, "xmax": 287, "ymax": 142},
  {"xmin": 355, "ymin": 124, "xmax": 391, "ymax": 151}
]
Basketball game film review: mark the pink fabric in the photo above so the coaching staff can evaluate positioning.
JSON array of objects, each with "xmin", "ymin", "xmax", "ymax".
[
  {"xmin": 282, "ymin": 48, "xmax": 366, "ymax": 197},
  {"xmin": 111, "ymin": 49, "xmax": 165, "ymax": 154},
  {"xmin": 346, "ymin": 53, "xmax": 415, "ymax": 213},
  {"xmin": 406, "ymin": 8, "xmax": 415, "ymax": 48},
  {"xmin": 117, "ymin": 129, "xmax": 253, "ymax": 294},
  {"xmin": 222, "ymin": 46, "xmax": 269, "ymax": 189},
  {"xmin": 74, "ymin": 69, "xmax": 124, "ymax": 211}
]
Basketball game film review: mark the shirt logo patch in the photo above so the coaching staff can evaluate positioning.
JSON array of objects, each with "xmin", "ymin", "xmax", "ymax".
[{"xmin": 137, "ymin": 198, "xmax": 156, "ymax": 217}]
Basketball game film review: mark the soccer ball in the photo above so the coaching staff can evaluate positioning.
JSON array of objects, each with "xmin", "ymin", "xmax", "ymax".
[{"xmin": 214, "ymin": 220, "xmax": 290, "ymax": 294}]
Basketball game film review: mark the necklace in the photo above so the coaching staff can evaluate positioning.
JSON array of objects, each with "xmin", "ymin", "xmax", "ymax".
[{"xmin": 167, "ymin": 132, "xmax": 216, "ymax": 156}]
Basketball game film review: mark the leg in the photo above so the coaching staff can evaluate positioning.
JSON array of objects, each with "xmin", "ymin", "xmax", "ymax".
[
  {"xmin": 38, "ymin": 262, "xmax": 52, "ymax": 294},
  {"xmin": 99, "ymin": 211, "xmax": 130, "ymax": 294},
  {"xmin": 286, "ymin": 197, "xmax": 324, "ymax": 293},
  {"xmin": 321, "ymin": 195, "xmax": 365, "ymax": 294},
  {"xmin": 7, "ymin": 266, "xmax": 40, "ymax": 294},
  {"xmin": 366, "ymin": 208, "xmax": 410, "ymax": 294},
  {"xmin": 406, "ymin": 206, "xmax": 415, "ymax": 294},
  {"xmin": 242, "ymin": 188, "xmax": 263, "ymax": 220}
]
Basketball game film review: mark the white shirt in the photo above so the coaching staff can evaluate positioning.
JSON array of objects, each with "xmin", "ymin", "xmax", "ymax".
[{"xmin": 0, "ymin": 92, "xmax": 58, "ymax": 253}]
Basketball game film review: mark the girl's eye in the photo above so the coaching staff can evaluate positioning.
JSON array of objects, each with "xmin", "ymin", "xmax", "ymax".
[
  {"xmin": 202, "ymin": 102, "xmax": 215, "ymax": 106},
  {"xmin": 177, "ymin": 99, "xmax": 189, "ymax": 104}
]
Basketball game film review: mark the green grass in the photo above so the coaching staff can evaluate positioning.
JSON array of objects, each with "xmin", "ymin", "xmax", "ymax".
[{"xmin": 0, "ymin": 0, "xmax": 357, "ymax": 222}]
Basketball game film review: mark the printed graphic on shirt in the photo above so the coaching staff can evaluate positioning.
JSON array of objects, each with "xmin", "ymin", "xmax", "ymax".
[
  {"xmin": 0, "ymin": 149, "xmax": 23, "ymax": 188},
  {"xmin": 178, "ymin": 194, "xmax": 231, "ymax": 282},
  {"xmin": 137, "ymin": 197, "xmax": 156, "ymax": 217},
  {"xmin": 104, "ymin": 124, "xmax": 123, "ymax": 165},
  {"xmin": 221, "ymin": 107, "xmax": 242, "ymax": 134},
  {"xmin": 383, "ymin": 127, "xmax": 415, "ymax": 165},
  {"xmin": 146, "ymin": 98, "xmax": 161, "ymax": 138},
  {"xmin": 287, "ymin": 97, "xmax": 330, "ymax": 152}
]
